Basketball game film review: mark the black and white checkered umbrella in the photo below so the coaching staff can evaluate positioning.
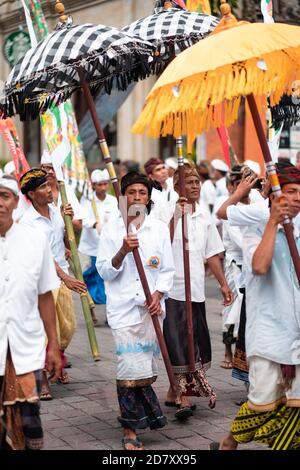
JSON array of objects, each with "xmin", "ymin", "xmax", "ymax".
[
  {"xmin": 1, "ymin": 23, "xmax": 156, "ymax": 120},
  {"xmin": 122, "ymin": 5, "xmax": 219, "ymax": 63}
]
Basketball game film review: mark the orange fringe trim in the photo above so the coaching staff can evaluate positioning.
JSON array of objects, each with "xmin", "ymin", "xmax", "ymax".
[{"xmin": 133, "ymin": 48, "xmax": 300, "ymax": 141}]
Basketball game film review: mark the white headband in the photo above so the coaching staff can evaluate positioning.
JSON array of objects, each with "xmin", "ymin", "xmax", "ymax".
[
  {"xmin": 40, "ymin": 150, "xmax": 52, "ymax": 165},
  {"xmin": 91, "ymin": 169, "xmax": 110, "ymax": 183},
  {"xmin": 0, "ymin": 178, "xmax": 19, "ymax": 196}
]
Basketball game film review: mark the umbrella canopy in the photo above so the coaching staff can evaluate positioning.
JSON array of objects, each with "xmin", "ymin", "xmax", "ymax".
[
  {"xmin": 132, "ymin": 22, "xmax": 300, "ymax": 138},
  {"xmin": 1, "ymin": 23, "xmax": 156, "ymax": 120},
  {"xmin": 122, "ymin": 1, "xmax": 218, "ymax": 63}
]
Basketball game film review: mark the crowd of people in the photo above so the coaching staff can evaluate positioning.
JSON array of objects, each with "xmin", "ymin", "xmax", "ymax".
[{"xmin": 0, "ymin": 152, "xmax": 299, "ymax": 451}]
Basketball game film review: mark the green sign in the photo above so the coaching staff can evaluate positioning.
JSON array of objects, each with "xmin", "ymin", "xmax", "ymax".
[{"xmin": 3, "ymin": 31, "xmax": 31, "ymax": 67}]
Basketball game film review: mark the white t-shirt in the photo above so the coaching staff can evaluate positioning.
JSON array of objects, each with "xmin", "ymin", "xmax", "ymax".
[
  {"xmin": 79, "ymin": 193, "xmax": 119, "ymax": 257},
  {"xmin": 0, "ymin": 223, "xmax": 59, "ymax": 375}
]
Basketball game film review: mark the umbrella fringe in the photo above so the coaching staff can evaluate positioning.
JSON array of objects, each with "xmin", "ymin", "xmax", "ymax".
[
  {"xmin": 1, "ymin": 44, "xmax": 157, "ymax": 120},
  {"xmin": 132, "ymin": 48, "xmax": 300, "ymax": 138}
]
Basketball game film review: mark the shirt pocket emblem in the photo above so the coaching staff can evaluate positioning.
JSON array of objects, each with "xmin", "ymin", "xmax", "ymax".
[{"xmin": 147, "ymin": 256, "xmax": 160, "ymax": 269}]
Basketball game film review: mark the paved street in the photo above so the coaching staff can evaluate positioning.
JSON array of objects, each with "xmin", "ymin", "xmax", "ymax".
[{"xmin": 42, "ymin": 277, "xmax": 263, "ymax": 451}]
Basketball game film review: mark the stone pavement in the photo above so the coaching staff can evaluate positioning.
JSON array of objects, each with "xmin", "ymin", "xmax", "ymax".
[{"xmin": 42, "ymin": 277, "xmax": 263, "ymax": 451}]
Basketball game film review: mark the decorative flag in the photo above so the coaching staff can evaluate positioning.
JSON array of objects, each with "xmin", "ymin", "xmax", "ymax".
[
  {"xmin": 0, "ymin": 119, "xmax": 30, "ymax": 180},
  {"xmin": 261, "ymin": 0, "xmax": 274, "ymax": 24},
  {"xmin": 261, "ymin": 1, "xmax": 279, "ymax": 161},
  {"xmin": 186, "ymin": 0, "xmax": 211, "ymax": 14},
  {"xmin": 23, "ymin": 0, "xmax": 92, "ymax": 196}
]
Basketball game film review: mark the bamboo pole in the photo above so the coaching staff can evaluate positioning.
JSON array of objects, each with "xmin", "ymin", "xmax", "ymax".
[
  {"xmin": 59, "ymin": 181, "xmax": 100, "ymax": 361},
  {"xmin": 247, "ymin": 94, "xmax": 300, "ymax": 283},
  {"xmin": 79, "ymin": 75, "xmax": 179, "ymax": 399},
  {"xmin": 176, "ymin": 137, "xmax": 196, "ymax": 372}
]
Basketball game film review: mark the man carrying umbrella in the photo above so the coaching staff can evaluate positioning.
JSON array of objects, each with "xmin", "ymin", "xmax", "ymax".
[
  {"xmin": 96, "ymin": 172, "xmax": 175, "ymax": 450},
  {"xmin": 164, "ymin": 163, "xmax": 233, "ymax": 418},
  {"xmin": 0, "ymin": 176, "xmax": 61, "ymax": 450},
  {"xmin": 211, "ymin": 164, "xmax": 300, "ymax": 450}
]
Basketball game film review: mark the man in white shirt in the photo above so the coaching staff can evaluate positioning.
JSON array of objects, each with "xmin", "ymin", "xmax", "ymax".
[
  {"xmin": 212, "ymin": 164, "xmax": 300, "ymax": 451},
  {"xmin": 79, "ymin": 169, "xmax": 118, "ymax": 324},
  {"xmin": 20, "ymin": 169, "xmax": 86, "ymax": 392},
  {"xmin": 144, "ymin": 157, "xmax": 178, "ymax": 224},
  {"xmin": 163, "ymin": 163, "xmax": 233, "ymax": 420},
  {"xmin": 96, "ymin": 171, "xmax": 175, "ymax": 450},
  {"xmin": 0, "ymin": 177, "xmax": 61, "ymax": 450},
  {"xmin": 40, "ymin": 151, "xmax": 85, "ymax": 234},
  {"xmin": 218, "ymin": 166, "xmax": 246, "ymax": 372}
]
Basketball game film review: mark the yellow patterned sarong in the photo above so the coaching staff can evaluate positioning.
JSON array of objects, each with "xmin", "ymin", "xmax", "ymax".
[{"xmin": 231, "ymin": 402, "xmax": 300, "ymax": 450}]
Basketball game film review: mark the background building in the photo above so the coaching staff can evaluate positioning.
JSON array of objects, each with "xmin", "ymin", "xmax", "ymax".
[{"xmin": 0, "ymin": 0, "xmax": 300, "ymax": 168}]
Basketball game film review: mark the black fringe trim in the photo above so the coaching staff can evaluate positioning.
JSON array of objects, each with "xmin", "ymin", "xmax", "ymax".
[
  {"xmin": 1, "ymin": 43, "xmax": 160, "ymax": 121},
  {"xmin": 0, "ymin": 34, "xmax": 208, "ymax": 121},
  {"xmin": 270, "ymin": 95, "xmax": 300, "ymax": 129}
]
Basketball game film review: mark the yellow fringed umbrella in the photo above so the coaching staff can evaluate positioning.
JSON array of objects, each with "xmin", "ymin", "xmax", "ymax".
[
  {"xmin": 133, "ymin": 16, "xmax": 300, "ymax": 139},
  {"xmin": 133, "ymin": 0, "xmax": 300, "ymax": 283}
]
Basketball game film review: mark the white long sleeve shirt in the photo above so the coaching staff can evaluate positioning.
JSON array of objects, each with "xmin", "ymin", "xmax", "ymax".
[
  {"xmin": 96, "ymin": 215, "xmax": 175, "ymax": 330},
  {"xmin": 0, "ymin": 223, "xmax": 60, "ymax": 375},
  {"xmin": 243, "ymin": 222, "xmax": 300, "ymax": 365}
]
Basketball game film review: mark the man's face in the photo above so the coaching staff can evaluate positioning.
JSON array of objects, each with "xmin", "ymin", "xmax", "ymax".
[
  {"xmin": 94, "ymin": 182, "xmax": 109, "ymax": 198},
  {"xmin": 151, "ymin": 164, "xmax": 169, "ymax": 184},
  {"xmin": 0, "ymin": 188, "xmax": 19, "ymax": 225},
  {"xmin": 124, "ymin": 183, "xmax": 149, "ymax": 217},
  {"xmin": 185, "ymin": 175, "xmax": 201, "ymax": 203},
  {"xmin": 282, "ymin": 183, "xmax": 300, "ymax": 219},
  {"xmin": 28, "ymin": 181, "xmax": 53, "ymax": 205},
  {"xmin": 41, "ymin": 164, "xmax": 56, "ymax": 183}
]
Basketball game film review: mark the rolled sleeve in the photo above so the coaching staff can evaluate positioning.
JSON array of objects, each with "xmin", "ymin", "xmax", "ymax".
[
  {"xmin": 205, "ymin": 223, "xmax": 224, "ymax": 259},
  {"xmin": 154, "ymin": 227, "xmax": 175, "ymax": 294},
  {"xmin": 96, "ymin": 257, "xmax": 124, "ymax": 281},
  {"xmin": 38, "ymin": 238, "xmax": 60, "ymax": 294},
  {"xmin": 96, "ymin": 227, "xmax": 125, "ymax": 281}
]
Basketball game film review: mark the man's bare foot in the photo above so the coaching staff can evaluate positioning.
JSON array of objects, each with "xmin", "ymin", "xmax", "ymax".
[
  {"xmin": 122, "ymin": 428, "xmax": 144, "ymax": 450},
  {"xmin": 219, "ymin": 434, "xmax": 238, "ymax": 450}
]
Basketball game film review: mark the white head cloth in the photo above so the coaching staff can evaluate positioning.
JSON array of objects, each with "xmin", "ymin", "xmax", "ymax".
[
  {"xmin": 0, "ymin": 177, "xmax": 19, "ymax": 196},
  {"xmin": 40, "ymin": 150, "xmax": 52, "ymax": 165},
  {"xmin": 4, "ymin": 161, "xmax": 15, "ymax": 175},
  {"xmin": 91, "ymin": 169, "xmax": 110, "ymax": 183},
  {"xmin": 244, "ymin": 160, "xmax": 261, "ymax": 176},
  {"xmin": 211, "ymin": 158, "xmax": 229, "ymax": 173},
  {"xmin": 165, "ymin": 157, "xmax": 178, "ymax": 170}
]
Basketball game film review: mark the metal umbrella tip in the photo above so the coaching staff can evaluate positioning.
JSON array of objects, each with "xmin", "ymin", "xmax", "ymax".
[{"xmin": 172, "ymin": 84, "xmax": 180, "ymax": 97}]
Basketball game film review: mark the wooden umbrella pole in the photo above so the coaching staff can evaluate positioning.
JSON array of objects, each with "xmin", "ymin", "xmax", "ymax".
[
  {"xmin": 80, "ymin": 75, "xmax": 179, "ymax": 398},
  {"xmin": 247, "ymin": 93, "xmax": 300, "ymax": 283},
  {"xmin": 176, "ymin": 137, "xmax": 196, "ymax": 372},
  {"xmin": 58, "ymin": 180, "xmax": 100, "ymax": 361}
]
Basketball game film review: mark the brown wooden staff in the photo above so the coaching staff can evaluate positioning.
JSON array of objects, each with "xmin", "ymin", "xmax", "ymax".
[
  {"xmin": 247, "ymin": 93, "xmax": 300, "ymax": 283},
  {"xmin": 176, "ymin": 137, "xmax": 196, "ymax": 372},
  {"xmin": 79, "ymin": 72, "xmax": 179, "ymax": 399}
]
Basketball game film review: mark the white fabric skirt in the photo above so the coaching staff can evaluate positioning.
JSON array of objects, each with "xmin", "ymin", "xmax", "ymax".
[
  {"xmin": 112, "ymin": 307, "xmax": 161, "ymax": 381},
  {"xmin": 247, "ymin": 356, "xmax": 300, "ymax": 411}
]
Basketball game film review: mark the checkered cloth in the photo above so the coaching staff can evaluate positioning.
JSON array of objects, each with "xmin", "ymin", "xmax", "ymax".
[
  {"xmin": 123, "ymin": 9, "xmax": 219, "ymax": 60},
  {"xmin": 1, "ymin": 23, "xmax": 156, "ymax": 120}
]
